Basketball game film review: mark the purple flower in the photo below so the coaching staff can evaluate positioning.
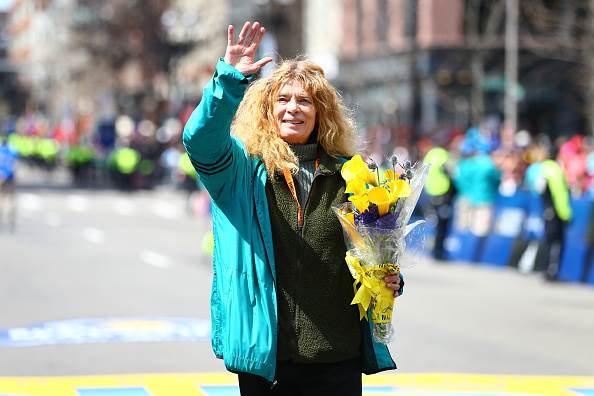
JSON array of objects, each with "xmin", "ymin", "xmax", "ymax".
[
  {"xmin": 355, "ymin": 204, "xmax": 380, "ymax": 225},
  {"xmin": 370, "ymin": 212, "xmax": 398, "ymax": 229}
]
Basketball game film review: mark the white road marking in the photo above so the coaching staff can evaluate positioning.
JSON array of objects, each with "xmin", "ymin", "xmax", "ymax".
[
  {"xmin": 113, "ymin": 199, "xmax": 135, "ymax": 216},
  {"xmin": 67, "ymin": 195, "xmax": 89, "ymax": 212},
  {"xmin": 83, "ymin": 227, "xmax": 105, "ymax": 244},
  {"xmin": 45, "ymin": 212, "xmax": 62, "ymax": 227},
  {"xmin": 151, "ymin": 201, "xmax": 181, "ymax": 220},
  {"xmin": 19, "ymin": 193, "xmax": 43, "ymax": 211},
  {"xmin": 141, "ymin": 250, "xmax": 172, "ymax": 269}
]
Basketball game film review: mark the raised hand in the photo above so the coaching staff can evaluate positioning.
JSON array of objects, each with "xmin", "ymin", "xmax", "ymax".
[{"xmin": 224, "ymin": 21, "xmax": 273, "ymax": 76}]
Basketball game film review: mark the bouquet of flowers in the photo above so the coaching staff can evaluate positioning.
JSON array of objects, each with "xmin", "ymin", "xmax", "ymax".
[{"xmin": 333, "ymin": 154, "xmax": 428, "ymax": 344}]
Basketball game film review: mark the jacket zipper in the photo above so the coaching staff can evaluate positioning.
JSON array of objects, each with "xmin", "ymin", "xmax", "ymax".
[{"xmin": 292, "ymin": 172, "xmax": 322, "ymax": 357}]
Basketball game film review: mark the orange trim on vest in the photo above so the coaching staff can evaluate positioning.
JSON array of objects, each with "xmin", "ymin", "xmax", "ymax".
[{"xmin": 282, "ymin": 158, "xmax": 319, "ymax": 228}]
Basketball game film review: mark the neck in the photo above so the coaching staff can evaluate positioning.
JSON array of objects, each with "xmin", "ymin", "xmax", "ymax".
[{"xmin": 290, "ymin": 142, "xmax": 318, "ymax": 162}]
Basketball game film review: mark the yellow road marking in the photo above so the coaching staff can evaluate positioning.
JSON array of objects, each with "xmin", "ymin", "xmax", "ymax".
[{"xmin": 0, "ymin": 373, "xmax": 592, "ymax": 395}]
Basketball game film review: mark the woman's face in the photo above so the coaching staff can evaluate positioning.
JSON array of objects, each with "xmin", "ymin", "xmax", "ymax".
[{"xmin": 273, "ymin": 80, "xmax": 317, "ymax": 144}]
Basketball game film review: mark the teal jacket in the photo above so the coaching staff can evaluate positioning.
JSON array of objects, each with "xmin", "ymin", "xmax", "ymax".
[
  {"xmin": 183, "ymin": 59, "xmax": 396, "ymax": 382},
  {"xmin": 455, "ymin": 154, "xmax": 501, "ymax": 205}
]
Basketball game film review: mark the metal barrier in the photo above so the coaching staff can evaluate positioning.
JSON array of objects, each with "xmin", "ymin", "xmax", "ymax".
[{"xmin": 411, "ymin": 189, "xmax": 594, "ymax": 286}]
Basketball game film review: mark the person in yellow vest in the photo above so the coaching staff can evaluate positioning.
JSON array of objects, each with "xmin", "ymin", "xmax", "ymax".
[
  {"xmin": 108, "ymin": 146, "xmax": 141, "ymax": 190},
  {"xmin": 423, "ymin": 146, "xmax": 456, "ymax": 260},
  {"xmin": 538, "ymin": 158, "xmax": 572, "ymax": 281}
]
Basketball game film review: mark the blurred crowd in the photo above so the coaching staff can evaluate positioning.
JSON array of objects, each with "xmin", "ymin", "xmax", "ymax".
[
  {"xmin": 362, "ymin": 118, "xmax": 591, "ymax": 283},
  {"xmin": 0, "ymin": 104, "xmax": 201, "ymax": 196},
  {"xmin": 1, "ymin": 108, "xmax": 593, "ymax": 283}
]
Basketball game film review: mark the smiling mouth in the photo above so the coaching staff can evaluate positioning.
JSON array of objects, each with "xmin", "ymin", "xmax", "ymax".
[{"xmin": 283, "ymin": 120, "xmax": 303, "ymax": 125}]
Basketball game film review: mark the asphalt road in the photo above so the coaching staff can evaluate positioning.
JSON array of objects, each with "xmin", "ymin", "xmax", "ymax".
[{"xmin": 1, "ymin": 170, "xmax": 593, "ymax": 377}]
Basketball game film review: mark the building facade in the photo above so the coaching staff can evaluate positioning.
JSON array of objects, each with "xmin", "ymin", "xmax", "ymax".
[{"xmin": 337, "ymin": 0, "xmax": 590, "ymax": 145}]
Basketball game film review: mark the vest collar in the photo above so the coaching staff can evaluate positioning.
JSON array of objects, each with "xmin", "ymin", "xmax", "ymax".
[{"xmin": 316, "ymin": 147, "xmax": 344, "ymax": 175}]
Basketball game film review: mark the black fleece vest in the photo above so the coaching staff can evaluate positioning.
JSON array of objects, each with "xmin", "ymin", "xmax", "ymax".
[{"xmin": 265, "ymin": 150, "xmax": 361, "ymax": 363}]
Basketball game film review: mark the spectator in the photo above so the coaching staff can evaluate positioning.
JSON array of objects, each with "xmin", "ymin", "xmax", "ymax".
[
  {"xmin": 0, "ymin": 137, "xmax": 18, "ymax": 232},
  {"xmin": 423, "ymin": 145, "xmax": 456, "ymax": 260},
  {"xmin": 454, "ymin": 133, "xmax": 501, "ymax": 244},
  {"xmin": 537, "ymin": 156, "xmax": 573, "ymax": 281}
]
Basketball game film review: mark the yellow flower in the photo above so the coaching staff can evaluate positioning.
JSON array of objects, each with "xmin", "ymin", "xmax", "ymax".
[
  {"xmin": 348, "ymin": 193, "xmax": 370, "ymax": 213},
  {"xmin": 336, "ymin": 211, "xmax": 365, "ymax": 249},
  {"xmin": 341, "ymin": 155, "xmax": 377, "ymax": 186},
  {"xmin": 345, "ymin": 178, "xmax": 367, "ymax": 196},
  {"xmin": 386, "ymin": 179, "xmax": 412, "ymax": 205},
  {"xmin": 367, "ymin": 186, "xmax": 391, "ymax": 216},
  {"xmin": 384, "ymin": 169, "xmax": 396, "ymax": 181},
  {"xmin": 345, "ymin": 212, "xmax": 355, "ymax": 225}
]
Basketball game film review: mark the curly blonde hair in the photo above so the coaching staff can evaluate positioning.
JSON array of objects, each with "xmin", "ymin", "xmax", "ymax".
[{"xmin": 232, "ymin": 58, "xmax": 359, "ymax": 177}]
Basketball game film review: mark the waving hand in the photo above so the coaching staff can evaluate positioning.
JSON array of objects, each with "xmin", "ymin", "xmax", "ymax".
[{"xmin": 224, "ymin": 21, "xmax": 273, "ymax": 76}]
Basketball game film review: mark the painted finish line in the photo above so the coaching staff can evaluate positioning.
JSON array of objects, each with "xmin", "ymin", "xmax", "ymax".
[
  {"xmin": 0, "ymin": 373, "xmax": 593, "ymax": 396},
  {"xmin": 0, "ymin": 318, "xmax": 211, "ymax": 347}
]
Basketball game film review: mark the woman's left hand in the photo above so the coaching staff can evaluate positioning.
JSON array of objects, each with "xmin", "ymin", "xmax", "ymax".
[{"xmin": 384, "ymin": 273, "xmax": 401, "ymax": 297}]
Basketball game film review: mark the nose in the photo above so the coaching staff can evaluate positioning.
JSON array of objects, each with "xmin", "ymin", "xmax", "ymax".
[{"xmin": 287, "ymin": 97, "xmax": 299, "ymax": 113}]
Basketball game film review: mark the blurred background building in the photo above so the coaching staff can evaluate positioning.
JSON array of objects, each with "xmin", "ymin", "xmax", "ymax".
[
  {"xmin": 339, "ymin": 0, "xmax": 594, "ymax": 150},
  {"xmin": 3, "ymin": 0, "xmax": 594, "ymax": 146}
]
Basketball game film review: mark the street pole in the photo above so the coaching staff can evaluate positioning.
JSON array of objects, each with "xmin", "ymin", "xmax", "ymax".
[
  {"xmin": 406, "ymin": 0, "xmax": 419, "ymax": 143},
  {"xmin": 504, "ymin": 0, "xmax": 518, "ymax": 135}
]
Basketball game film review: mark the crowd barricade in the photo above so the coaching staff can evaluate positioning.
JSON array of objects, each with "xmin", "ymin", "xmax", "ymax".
[
  {"xmin": 587, "ymin": 253, "xmax": 594, "ymax": 285},
  {"xmin": 558, "ymin": 197, "xmax": 594, "ymax": 282},
  {"xmin": 443, "ymin": 225, "xmax": 482, "ymax": 263},
  {"xmin": 479, "ymin": 191, "xmax": 530, "ymax": 267},
  {"xmin": 522, "ymin": 193, "xmax": 545, "ymax": 241},
  {"xmin": 412, "ymin": 188, "xmax": 594, "ymax": 287},
  {"xmin": 510, "ymin": 192, "xmax": 546, "ymax": 273}
]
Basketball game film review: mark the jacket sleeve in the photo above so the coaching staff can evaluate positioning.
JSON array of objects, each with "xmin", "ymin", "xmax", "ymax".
[{"xmin": 182, "ymin": 59, "xmax": 252, "ymax": 202}]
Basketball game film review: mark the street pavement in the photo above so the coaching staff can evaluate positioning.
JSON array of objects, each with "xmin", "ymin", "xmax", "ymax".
[{"xmin": 0, "ymin": 167, "xmax": 593, "ymax": 395}]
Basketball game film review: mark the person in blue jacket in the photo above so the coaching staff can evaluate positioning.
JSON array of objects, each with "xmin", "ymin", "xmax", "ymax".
[
  {"xmin": 183, "ymin": 21, "xmax": 403, "ymax": 396},
  {"xmin": 0, "ymin": 136, "xmax": 18, "ymax": 232}
]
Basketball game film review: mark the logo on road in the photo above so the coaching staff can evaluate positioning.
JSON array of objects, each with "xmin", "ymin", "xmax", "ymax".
[{"xmin": 0, "ymin": 317, "xmax": 211, "ymax": 347}]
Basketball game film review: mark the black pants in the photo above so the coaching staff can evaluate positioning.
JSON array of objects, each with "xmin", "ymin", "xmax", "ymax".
[
  {"xmin": 428, "ymin": 194, "xmax": 454, "ymax": 261},
  {"xmin": 238, "ymin": 358, "xmax": 362, "ymax": 396},
  {"xmin": 541, "ymin": 212, "xmax": 566, "ymax": 281}
]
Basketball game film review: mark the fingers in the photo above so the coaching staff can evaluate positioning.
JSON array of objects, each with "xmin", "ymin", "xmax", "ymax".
[
  {"xmin": 247, "ymin": 26, "xmax": 266, "ymax": 53},
  {"xmin": 244, "ymin": 21, "xmax": 260, "ymax": 47},
  {"xmin": 384, "ymin": 274, "xmax": 400, "ymax": 291},
  {"xmin": 384, "ymin": 274, "xmax": 399, "ymax": 283},
  {"xmin": 227, "ymin": 25, "xmax": 234, "ymax": 47},
  {"xmin": 253, "ymin": 56, "xmax": 273, "ymax": 70},
  {"xmin": 237, "ymin": 21, "xmax": 251, "ymax": 45}
]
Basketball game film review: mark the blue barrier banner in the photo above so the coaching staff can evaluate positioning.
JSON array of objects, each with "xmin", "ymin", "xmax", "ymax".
[
  {"xmin": 481, "ymin": 192, "xmax": 529, "ymax": 267},
  {"xmin": 444, "ymin": 230, "xmax": 482, "ymax": 262},
  {"xmin": 0, "ymin": 317, "xmax": 210, "ymax": 347},
  {"xmin": 559, "ymin": 197, "xmax": 593, "ymax": 282},
  {"xmin": 522, "ymin": 193, "xmax": 544, "ymax": 241},
  {"xmin": 586, "ymin": 259, "xmax": 594, "ymax": 285}
]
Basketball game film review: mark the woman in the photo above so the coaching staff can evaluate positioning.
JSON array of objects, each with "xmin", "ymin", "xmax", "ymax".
[{"xmin": 183, "ymin": 21, "xmax": 403, "ymax": 396}]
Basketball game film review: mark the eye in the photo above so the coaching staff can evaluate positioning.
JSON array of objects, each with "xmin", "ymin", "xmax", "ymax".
[
  {"xmin": 299, "ymin": 97, "xmax": 312, "ymax": 105},
  {"xmin": 277, "ymin": 96, "xmax": 288, "ymax": 103}
]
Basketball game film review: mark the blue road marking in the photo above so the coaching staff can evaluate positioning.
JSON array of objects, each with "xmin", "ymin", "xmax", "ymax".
[
  {"xmin": 365, "ymin": 386, "xmax": 399, "ymax": 393},
  {"xmin": 199, "ymin": 386, "xmax": 240, "ymax": 396},
  {"xmin": 570, "ymin": 389, "xmax": 594, "ymax": 396}
]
